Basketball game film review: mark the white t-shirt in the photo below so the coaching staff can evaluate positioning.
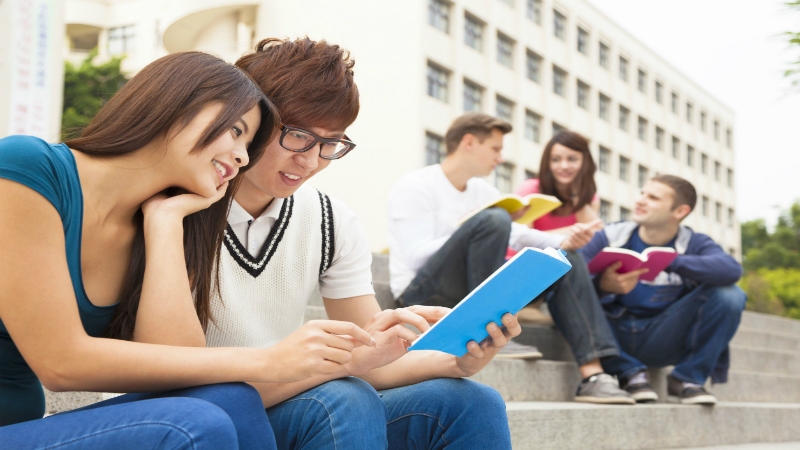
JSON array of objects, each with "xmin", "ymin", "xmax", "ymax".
[
  {"xmin": 228, "ymin": 195, "xmax": 374, "ymax": 299},
  {"xmin": 387, "ymin": 164, "xmax": 566, "ymax": 298}
]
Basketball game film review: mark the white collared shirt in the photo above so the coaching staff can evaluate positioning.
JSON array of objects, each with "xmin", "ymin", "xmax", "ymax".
[{"xmin": 228, "ymin": 196, "xmax": 375, "ymax": 299}]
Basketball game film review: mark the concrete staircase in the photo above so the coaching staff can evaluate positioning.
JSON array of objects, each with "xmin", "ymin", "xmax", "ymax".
[{"xmin": 45, "ymin": 253, "xmax": 800, "ymax": 449}]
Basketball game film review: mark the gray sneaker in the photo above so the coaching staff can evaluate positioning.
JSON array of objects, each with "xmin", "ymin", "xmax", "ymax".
[
  {"xmin": 575, "ymin": 373, "xmax": 636, "ymax": 405},
  {"xmin": 495, "ymin": 340, "xmax": 543, "ymax": 360}
]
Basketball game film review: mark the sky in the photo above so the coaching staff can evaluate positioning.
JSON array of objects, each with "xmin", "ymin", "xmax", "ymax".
[{"xmin": 586, "ymin": 0, "xmax": 800, "ymax": 226}]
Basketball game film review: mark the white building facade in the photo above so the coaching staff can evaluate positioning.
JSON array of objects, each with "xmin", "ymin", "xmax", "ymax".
[{"xmin": 58, "ymin": 0, "xmax": 739, "ymax": 255}]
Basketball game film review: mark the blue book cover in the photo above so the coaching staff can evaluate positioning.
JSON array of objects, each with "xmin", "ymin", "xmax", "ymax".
[{"xmin": 408, "ymin": 247, "xmax": 572, "ymax": 357}]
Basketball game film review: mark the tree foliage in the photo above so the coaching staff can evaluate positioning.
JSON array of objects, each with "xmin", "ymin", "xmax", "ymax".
[
  {"xmin": 740, "ymin": 201, "xmax": 800, "ymax": 319},
  {"xmin": 61, "ymin": 49, "xmax": 128, "ymax": 141},
  {"xmin": 786, "ymin": 1, "xmax": 800, "ymax": 87}
]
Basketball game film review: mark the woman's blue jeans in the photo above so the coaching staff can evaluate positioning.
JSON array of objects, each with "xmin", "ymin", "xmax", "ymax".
[
  {"xmin": 0, "ymin": 383, "xmax": 277, "ymax": 450},
  {"xmin": 266, "ymin": 377, "xmax": 511, "ymax": 450}
]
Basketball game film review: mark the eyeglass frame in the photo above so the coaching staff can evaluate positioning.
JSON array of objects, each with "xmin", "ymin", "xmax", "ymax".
[{"xmin": 278, "ymin": 124, "xmax": 356, "ymax": 160}]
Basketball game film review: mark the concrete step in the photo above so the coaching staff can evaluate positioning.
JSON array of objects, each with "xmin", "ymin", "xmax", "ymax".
[
  {"xmin": 44, "ymin": 389, "xmax": 103, "ymax": 415},
  {"xmin": 675, "ymin": 443, "xmax": 800, "ymax": 450},
  {"xmin": 740, "ymin": 311, "xmax": 800, "ymax": 337},
  {"xmin": 471, "ymin": 359, "xmax": 800, "ymax": 404},
  {"xmin": 730, "ymin": 345, "xmax": 800, "ymax": 375},
  {"xmin": 506, "ymin": 401, "xmax": 800, "ymax": 450},
  {"xmin": 371, "ymin": 253, "xmax": 390, "ymax": 284},
  {"xmin": 731, "ymin": 327, "xmax": 800, "ymax": 353}
]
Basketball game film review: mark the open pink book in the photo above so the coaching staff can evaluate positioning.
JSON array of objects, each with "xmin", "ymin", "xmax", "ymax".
[{"xmin": 587, "ymin": 247, "xmax": 677, "ymax": 282}]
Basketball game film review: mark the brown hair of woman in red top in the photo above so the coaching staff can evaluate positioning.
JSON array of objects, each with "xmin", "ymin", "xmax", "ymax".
[{"xmin": 537, "ymin": 130, "xmax": 597, "ymax": 214}]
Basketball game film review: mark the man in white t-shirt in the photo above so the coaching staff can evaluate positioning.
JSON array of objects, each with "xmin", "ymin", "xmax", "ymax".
[
  {"xmin": 388, "ymin": 112, "xmax": 634, "ymax": 404},
  {"xmin": 204, "ymin": 38, "xmax": 520, "ymax": 450}
]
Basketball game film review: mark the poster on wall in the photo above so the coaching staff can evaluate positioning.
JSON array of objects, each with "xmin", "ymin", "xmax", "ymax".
[{"xmin": 8, "ymin": 0, "xmax": 55, "ymax": 140}]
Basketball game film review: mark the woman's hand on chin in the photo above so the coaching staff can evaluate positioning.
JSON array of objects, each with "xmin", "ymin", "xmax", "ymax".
[{"xmin": 142, "ymin": 181, "xmax": 229, "ymax": 224}]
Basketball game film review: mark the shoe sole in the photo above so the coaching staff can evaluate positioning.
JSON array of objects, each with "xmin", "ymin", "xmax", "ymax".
[
  {"xmin": 630, "ymin": 391, "xmax": 659, "ymax": 402},
  {"xmin": 494, "ymin": 352, "xmax": 543, "ymax": 360},
  {"xmin": 574, "ymin": 396, "xmax": 636, "ymax": 405},
  {"xmin": 667, "ymin": 394, "xmax": 718, "ymax": 405}
]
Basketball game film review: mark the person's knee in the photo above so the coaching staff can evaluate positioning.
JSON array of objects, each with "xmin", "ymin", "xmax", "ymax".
[
  {"xmin": 430, "ymin": 379, "xmax": 506, "ymax": 416},
  {"xmin": 170, "ymin": 398, "xmax": 239, "ymax": 449},
  {"xmin": 192, "ymin": 382, "xmax": 264, "ymax": 410},
  {"xmin": 307, "ymin": 378, "xmax": 387, "ymax": 426},
  {"xmin": 474, "ymin": 208, "xmax": 512, "ymax": 233},
  {"xmin": 707, "ymin": 285, "xmax": 747, "ymax": 317}
]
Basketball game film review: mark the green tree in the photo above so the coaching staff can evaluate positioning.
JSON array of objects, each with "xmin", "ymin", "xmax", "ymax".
[
  {"xmin": 786, "ymin": 1, "xmax": 800, "ymax": 87},
  {"xmin": 61, "ymin": 49, "xmax": 128, "ymax": 140}
]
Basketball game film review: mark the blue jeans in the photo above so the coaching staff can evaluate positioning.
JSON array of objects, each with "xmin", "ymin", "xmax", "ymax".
[
  {"xmin": 266, "ymin": 377, "xmax": 511, "ymax": 450},
  {"xmin": 601, "ymin": 285, "xmax": 747, "ymax": 385},
  {"xmin": 0, "ymin": 383, "xmax": 277, "ymax": 450},
  {"xmin": 399, "ymin": 208, "xmax": 511, "ymax": 308}
]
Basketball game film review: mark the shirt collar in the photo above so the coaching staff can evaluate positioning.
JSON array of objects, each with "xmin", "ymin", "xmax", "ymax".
[{"xmin": 228, "ymin": 198, "xmax": 286, "ymax": 225}]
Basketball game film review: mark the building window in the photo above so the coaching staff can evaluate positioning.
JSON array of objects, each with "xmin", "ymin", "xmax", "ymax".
[
  {"xmin": 671, "ymin": 92, "xmax": 678, "ymax": 114},
  {"xmin": 497, "ymin": 33, "xmax": 514, "ymax": 68},
  {"xmin": 620, "ymin": 207, "xmax": 631, "ymax": 221},
  {"xmin": 427, "ymin": 63, "xmax": 448, "ymax": 102},
  {"xmin": 638, "ymin": 165, "xmax": 649, "ymax": 188},
  {"xmin": 637, "ymin": 69, "xmax": 647, "ymax": 94},
  {"xmin": 655, "ymin": 127, "xmax": 664, "ymax": 150},
  {"xmin": 672, "ymin": 136, "xmax": 680, "ymax": 159},
  {"xmin": 108, "ymin": 25, "xmax": 135, "ymax": 55},
  {"xmin": 577, "ymin": 27, "xmax": 589, "ymax": 55},
  {"xmin": 526, "ymin": 0, "xmax": 542, "ymax": 24},
  {"xmin": 701, "ymin": 153, "xmax": 708, "ymax": 174},
  {"xmin": 686, "ymin": 102, "xmax": 693, "ymax": 124},
  {"xmin": 714, "ymin": 161, "xmax": 721, "ymax": 181},
  {"xmin": 700, "ymin": 111, "xmax": 707, "ymax": 132},
  {"xmin": 727, "ymin": 168, "xmax": 734, "ymax": 188},
  {"xmin": 619, "ymin": 156, "xmax": 630, "ymax": 182},
  {"xmin": 655, "ymin": 81, "xmax": 663, "ymax": 104},
  {"xmin": 726, "ymin": 128, "xmax": 733, "ymax": 148},
  {"xmin": 428, "ymin": 0, "xmax": 450, "ymax": 33},
  {"xmin": 525, "ymin": 110, "xmax": 541, "ymax": 143},
  {"xmin": 464, "ymin": 13, "xmax": 484, "ymax": 51},
  {"xmin": 702, "ymin": 196, "xmax": 709, "ymax": 217},
  {"xmin": 619, "ymin": 105, "xmax": 630, "ymax": 132},
  {"xmin": 715, "ymin": 202, "xmax": 722, "ymax": 223},
  {"xmin": 728, "ymin": 208, "xmax": 735, "ymax": 228},
  {"xmin": 495, "ymin": 162, "xmax": 514, "ymax": 193},
  {"xmin": 553, "ymin": 65, "xmax": 567, "ymax": 97},
  {"xmin": 463, "ymin": 79, "xmax": 483, "ymax": 112},
  {"xmin": 599, "ymin": 146, "xmax": 611, "ymax": 173},
  {"xmin": 496, "ymin": 95, "xmax": 514, "ymax": 122},
  {"xmin": 714, "ymin": 120, "xmax": 720, "ymax": 140},
  {"xmin": 619, "ymin": 56, "xmax": 628, "ymax": 82},
  {"xmin": 638, "ymin": 116, "xmax": 648, "ymax": 142},
  {"xmin": 577, "ymin": 80, "xmax": 590, "ymax": 109},
  {"xmin": 526, "ymin": 50, "xmax": 542, "ymax": 83},
  {"xmin": 600, "ymin": 199, "xmax": 612, "ymax": 222},
  {"xmin": 425, "ymin": 132, "xmax": 446, "ymax": 165},
  {"xmin": 598, "ymin": 93, "xmax": 610, "ymax": 121},
  {"xmin": 553, "ymin": 10, "xmax": 566, "ymax": 40},
  {"xmin": 499, "ymin": 0, "xmax": 514, "ymax": 7},
  {"xmin": 599, "ymin": 42, "xmax": 609, "ymax": 69},
  {"xmin": 552, "ymin": 122, "xmax": 567, "ymax": 136},
  {"xmin": 686, "ymin": 145, "xmax": 695, "ymax": 167}
]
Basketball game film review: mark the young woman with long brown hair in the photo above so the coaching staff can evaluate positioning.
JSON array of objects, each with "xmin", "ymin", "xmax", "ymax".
[{"xmin": 0, "ymin": 52, "xmax": 374, "ymax": 449}]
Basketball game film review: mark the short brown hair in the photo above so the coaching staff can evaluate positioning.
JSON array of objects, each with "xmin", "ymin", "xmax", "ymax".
[
  {"xmin": 236, "ymin": 37, "xmax": 359, "ymax": 132},
  {"xmin": 445, "ymin": 112, "xmax": 512, "ymax": 154},
  {"xmin": 538, "ymin": 130, "xmax": 597, "ymax": 212},
  {"xmin": 651, "ymin": 174, "xmax": 697, "ymax": 212}
]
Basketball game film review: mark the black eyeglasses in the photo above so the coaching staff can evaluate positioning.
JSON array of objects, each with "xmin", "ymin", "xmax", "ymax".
[{"xmin": 279, "ymin": 124, "xmax": 356, "ymax": 160}]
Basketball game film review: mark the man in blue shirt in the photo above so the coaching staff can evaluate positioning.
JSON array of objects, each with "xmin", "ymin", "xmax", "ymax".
[{"xmin": 580, "ymin": 175, "xmax": 746, "ymax": 405}]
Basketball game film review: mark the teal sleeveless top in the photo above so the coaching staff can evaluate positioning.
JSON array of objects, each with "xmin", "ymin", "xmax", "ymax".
[{"xmin": 0, "ymin": 135, "xmax": 118, "ymax": 426}]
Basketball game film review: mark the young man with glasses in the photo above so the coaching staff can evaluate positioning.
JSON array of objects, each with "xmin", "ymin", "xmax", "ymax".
[{"xmin": 204, "ymin": 37, "xmax": 518, "ymax": 449}]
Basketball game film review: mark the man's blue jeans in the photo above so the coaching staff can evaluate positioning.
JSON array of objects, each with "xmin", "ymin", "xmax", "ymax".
[
  {"xmin": 601, "ymin": 285, "xmax": 747, "ymax": 385},
  {"xmin": 0, "ymin": 383, "xmax": 277, "ymax": 450},
  {"xmin": 266, "ymin": 377, "xmax": 511, "ymax": 450}
]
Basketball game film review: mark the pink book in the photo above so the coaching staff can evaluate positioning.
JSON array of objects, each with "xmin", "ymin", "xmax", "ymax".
[{"xmin": 587, "ymin": 247, "xmax": 678, "ymax": 282}]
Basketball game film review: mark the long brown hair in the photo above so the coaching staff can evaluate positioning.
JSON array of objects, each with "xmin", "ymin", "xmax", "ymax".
[
  {"xmin": 235, "ymin": 37, "xmax": 360, "ymax": 131},
  {"xmin": 538, "ymin": 130, "xmax": 597, "ymax": 213},
  {"xmin": 65, "ymin": 52, "xmax": 278, "ymax": 340}
]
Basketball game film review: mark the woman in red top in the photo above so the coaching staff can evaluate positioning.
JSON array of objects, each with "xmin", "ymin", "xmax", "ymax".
[{"xmin": 516, "ymin": 130, "xmax": 603, "ymax": 233}]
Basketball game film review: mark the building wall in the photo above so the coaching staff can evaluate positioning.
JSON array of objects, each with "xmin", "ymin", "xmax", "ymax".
[{"xmin": 59, "ymin": 0, "xmax": 739, "ymax": 256}]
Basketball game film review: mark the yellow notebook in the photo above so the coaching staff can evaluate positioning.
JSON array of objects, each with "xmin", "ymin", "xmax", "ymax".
[{"xmin": 457, "ymin": 194, "xmax": 562, "ymax": 226}]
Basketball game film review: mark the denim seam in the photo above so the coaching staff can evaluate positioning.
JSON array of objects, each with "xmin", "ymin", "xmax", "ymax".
[
  {"xmin": 386, "ymin": 412, "xmax": 449, "ymax": 447},
  {"xmin": 40, "ymin": 422, "xmax": 198, "ymax": 450},
  {"xmin": 278, "ymin": 397, "xmax": 339, "ymax": 450}
]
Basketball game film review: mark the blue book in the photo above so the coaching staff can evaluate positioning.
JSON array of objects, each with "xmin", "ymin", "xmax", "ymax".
[{"xmin": 408, "ymin": 247, "xmax": 572, "ymax": 357}]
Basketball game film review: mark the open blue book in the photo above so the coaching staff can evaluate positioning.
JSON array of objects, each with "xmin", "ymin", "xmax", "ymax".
[{"xmin": 408, "ymin": 247, "xmax": 572, "ymax": 357}]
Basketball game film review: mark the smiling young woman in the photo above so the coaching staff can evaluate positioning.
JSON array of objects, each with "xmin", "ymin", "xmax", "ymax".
[{"xmin": 0, "ymin": 52, "xmax": 374, "ymax": 450}]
